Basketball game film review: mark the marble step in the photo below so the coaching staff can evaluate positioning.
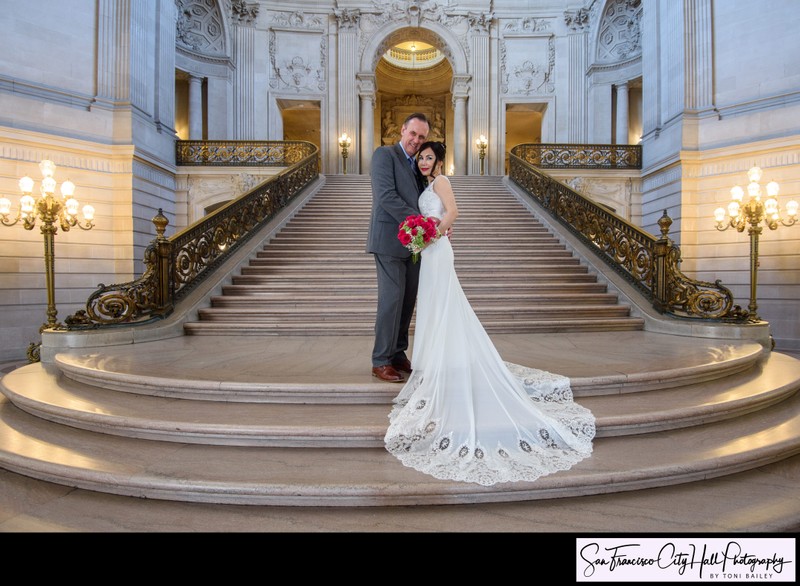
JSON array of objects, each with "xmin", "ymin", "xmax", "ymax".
[
  {"xmin": 248, "ymin": 256, "xmax": 582, "ymax": 267},
  {"xmin": 253, "ymin": 250, "xmax": 575, "ymax": 261},
  {"xmin": 1, "ymin": 351, "xmax": 795, "ymax": 449},
  {"xmin": 208, "ymin": 293, "xmax": 623, "ymax": 307},
  {"xmin": 221, "ymin": 282, "xmax": 612, "ymax": 295},
  {"xmin": 196, "ymin": 304, "xmax": 633, "ymax": 319},
  {"xmin": 230, "ymin": 273, "xmax": 601, "ymax": 284},
  {"xmin": 182, "ymin": 317, "xmax": 646, "ymax": 335},
  {"xmin": 240, "ymin": 264, "xmax": 590, "ymax": 275},
  {"xmin": 0, "ymin": 380, "xmax": 798, "ymax": 506}
]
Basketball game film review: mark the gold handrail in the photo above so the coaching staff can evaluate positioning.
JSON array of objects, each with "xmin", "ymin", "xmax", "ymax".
[
  {"xmin": 65, "ymin": 141, "xmax": 319, "ymax": 328},
  {"xmin": 509, "ymin": 145, "xmax": 743, "ymax": 321}
]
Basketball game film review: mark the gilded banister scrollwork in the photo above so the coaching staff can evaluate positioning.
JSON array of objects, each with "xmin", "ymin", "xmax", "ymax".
[
  {"xmin": 65, "ymin": 141, "xmax": 319, "ymax": 329},
  {"xmin": 176, "ymin": 140, "xmax": 315, "ymax": 166},
  {"xmin": 508, "ymin": 146, "xmax": 738, "ymax": 321},
  {"xmin": 514, "ymin": 143, "xmax": 642, "ymax": 170}
]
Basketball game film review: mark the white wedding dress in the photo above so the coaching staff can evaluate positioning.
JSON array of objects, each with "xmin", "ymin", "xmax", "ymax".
[{"xmin": 384, "ymin": 176, "xmax": 596, "ymax": 486}]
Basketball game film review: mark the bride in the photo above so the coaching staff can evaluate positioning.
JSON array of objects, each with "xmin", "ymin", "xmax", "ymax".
[{"xmin": 384, "ymin": 141, "xmax": 596, "ymax": 486}]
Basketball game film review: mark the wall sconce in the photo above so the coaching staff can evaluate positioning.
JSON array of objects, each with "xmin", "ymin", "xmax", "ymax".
[
  {"xmin": 475, "ymin": 135, "xmax": 488, "ymax": 175},
  {"xmin": 0, "ymin": 159, "xmax": 95, "ymax": 361},
  {"xmin": 714, "ymin": 165, "xmax": 797, "ymax": 322},
  {"xmin": 338, "ymin": 133, "xmax": 352, "ymax": 175}
]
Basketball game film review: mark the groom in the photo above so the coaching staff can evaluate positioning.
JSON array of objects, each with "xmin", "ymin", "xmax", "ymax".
[{"xmin": 367, "ymin": 112, "xmax": 430, "ymax": 382}]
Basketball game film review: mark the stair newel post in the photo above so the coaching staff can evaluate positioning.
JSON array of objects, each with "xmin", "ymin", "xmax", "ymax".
[
  {"xmin": 152, "ymin": 209, "xmax": 173, "ymax": 313},
  {"xmin": 652, "ymin": 209, "xmax": 673, "ymax": 313}
]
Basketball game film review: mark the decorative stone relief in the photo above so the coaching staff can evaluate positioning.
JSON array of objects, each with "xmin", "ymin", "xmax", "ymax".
[
  {"xmin": 381, "ymin": 95, "xmax": 445, "ymax": 145},
  {"xmin": 596, "ymin": 0, "xmax": 642, "ymax": 63},
  {"xmin": 467, "ymin": 12, "xmax": 493, "ymax": 34},
  {"xmin": 175, "ymin": 0, "xmax": 226, "ymax": 56},
  {"xmin": 270, "ymin": 10, "xmax": 325, "ymax": 30},
  {"xmin": 230, "ymin": 0, "xmax": 259, "ymax": 24},
  {"xmin": 269, "ymin": 30, "xmax": 327, "ymax": 92},
  {"xmin": 189, "ymin": 171, "xmax": 263, "ymax": 216},
  {"xmin": 503, "ymin": 18, "xmax": 551, "ymax": 33},
  {"xmin": 335, "ymin": 8, "xmax": 361, "ymax": 30},
  {"xmin": 500, "ymin": 36, "xmax": 555, "ymax": 95},
  {"xmin": 360, "ymin": 1, "xmax": 471, "ymax": 64},
  {"xmin": 564, "ymin": 8, "xmax": 590, "ymax": 32},
  {"xmin": 567, "ymin": 175, "xmax": 632, "ymax": 218}
]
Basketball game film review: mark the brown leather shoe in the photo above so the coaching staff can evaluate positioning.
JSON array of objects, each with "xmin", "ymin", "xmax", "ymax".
[
  {"xmin": 392, "ymin": 357, "xmax": 413, "ymax": 374},
  {"xmin": 372, "ymin": 364, "xmax": 404, "ymax": 383}
]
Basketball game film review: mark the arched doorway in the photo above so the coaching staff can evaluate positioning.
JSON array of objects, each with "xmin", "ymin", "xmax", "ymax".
[
  {"xmin": 359, "ymin": 23, "xmax": 470, "ymax": 175},
  {"xmin": 374, "ymin": 40, "xmax": 454, "ymax": 173}
]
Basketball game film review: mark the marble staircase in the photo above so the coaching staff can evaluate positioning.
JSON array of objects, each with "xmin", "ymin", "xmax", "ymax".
[
  {"xmin": 1, "ymin": 330, "xmax": 799, "ymax": 510},
  {"xmin": 184, "ymin": 175, "xmax": 645, "ymax": 335},
  {"xmin": 0, "ymin": 175, "xmax": 799, "ymax": 524}
]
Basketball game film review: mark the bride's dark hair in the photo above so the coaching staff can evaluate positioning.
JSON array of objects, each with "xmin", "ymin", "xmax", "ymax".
[{"xmin": 418, "ymin": 141, "xmax": 446, "ymax": 165}]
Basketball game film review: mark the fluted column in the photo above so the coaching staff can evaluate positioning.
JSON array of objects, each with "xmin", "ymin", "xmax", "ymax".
[
  {"xmin": 468, "ymin": 16, "xmax": 490, "ymax": 175},
  {"xmin": 684, "ymin": 0, "xmax": 714, "ymax": 116},
  {"xmin": 451, "ymin": 75, "xmax": 471, "ymax": 176},
  {"xmin": 336, "ymin": 12, "xmax": 360, "ymax": 174},
  {"xmin": 616, "ymin": 81, "xmax": 629, "ymax": 144},
  {"xmin": 565, "ymin": 9, "xmax": 590, "ymax": 142},
  {"xmin": 188, "ymin": 74, "xmax": 203, "ymax": 140},
  {"xmin": 233, "ymin": 24, "xmax": 256, "ymax": 139},
  {"xmin": 452, "ymin": 96, "xmax": 468, "ymax": 176},
  {"xmin": 358, "ymin": 74, "xmax": 376, "ymax": 174}
]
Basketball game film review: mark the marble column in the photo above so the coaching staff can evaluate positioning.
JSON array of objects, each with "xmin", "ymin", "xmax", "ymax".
[
  {"xmin": 233, "ymin": 24, "xmax": 256, "ymax": 139},
  {"xmin": 189, "ymin": 74, "xmax": 203, "ymax": 140},
  {"xmin": 451, "ymin": 75, "xmax": 471, "ymax": 176},
  {"xmin": 337, "ymin": 18, "xmax": 359, "ymax": 174},
  {"xmin": 453, "ymin": 96, "xmax": 468, "ymax": 175},
  {"xmin": 357, "ymin": 73, "xmax": 376, "ymax": 174},
  {"xmin": 616, "ymin": 81, "xmax": 629, "ymax": 144}
]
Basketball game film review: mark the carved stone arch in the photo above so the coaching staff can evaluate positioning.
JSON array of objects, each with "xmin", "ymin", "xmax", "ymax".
[{"xmin": 359, "ymin": 22, "xmax": 468, "ymax": 76}]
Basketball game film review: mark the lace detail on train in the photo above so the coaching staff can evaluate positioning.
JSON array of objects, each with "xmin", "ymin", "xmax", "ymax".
[{"xmin": 384, "ymin": 178, "xmax": 596, "ymax": 486}]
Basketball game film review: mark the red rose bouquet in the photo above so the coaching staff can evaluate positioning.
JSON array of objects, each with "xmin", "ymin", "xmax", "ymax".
[{"xmin": 398, "ymin": 214, "xmax": 440, "ymax": 263}]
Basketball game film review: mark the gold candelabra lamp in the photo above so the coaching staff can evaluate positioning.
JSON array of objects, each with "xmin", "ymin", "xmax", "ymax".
[
  {"xmin": 714, "ymin": 165, "xmax": 797, "ymax": 322},
  {"xmin": 476, "ymin": 134, "xmax": 488, "ymax": 175},
  {"xmin": 338, "ymin": 132, "xmax": 351, "ymax": 175},
  {"xmin": 0, "ymin": 159, "xmax": 95, "ymax": 361}
]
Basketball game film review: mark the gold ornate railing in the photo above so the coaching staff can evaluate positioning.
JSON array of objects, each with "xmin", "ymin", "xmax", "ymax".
[
  {"xmin": 176, "ymin": 139, "xmax": 315, "ymax": 166},
  {"xmin": 514, "ymin": 143, "xmax": 642, "ymax": 169},
  {"xmin": 509, "ymin": 145, "xmax": 742, "ymax": 320},
  {"xmin": 64, "ymin": 141, "xmax": 319, "ymax": 328}
]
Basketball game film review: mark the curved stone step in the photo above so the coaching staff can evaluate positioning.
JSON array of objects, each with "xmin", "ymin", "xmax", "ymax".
[
  {"xmin": 0, "ymin": 388, "xmax": 798, "ymax": 506},
  {"xmin": 43, "ymin": 335, "xmax": 768, "ymax": 400},
  {"xmin": 1, "ymin": 352, "xmax": 796, "ymax": 448}
]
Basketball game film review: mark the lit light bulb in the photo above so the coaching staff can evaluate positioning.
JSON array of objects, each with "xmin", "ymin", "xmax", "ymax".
[{"xmin": 19, "ymin": 176, "xmax": 34, "ymax": 193}]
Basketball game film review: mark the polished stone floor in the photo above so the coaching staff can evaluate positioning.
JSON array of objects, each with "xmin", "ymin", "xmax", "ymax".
[{"xmin": 1, "ymin": 332, "xmax": 799, "ymax": 533}]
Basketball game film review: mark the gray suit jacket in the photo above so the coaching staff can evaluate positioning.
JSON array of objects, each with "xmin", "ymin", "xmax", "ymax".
[{"xmin": 366, "ymin": 143, "xmax": 424, "ymax": 257}]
